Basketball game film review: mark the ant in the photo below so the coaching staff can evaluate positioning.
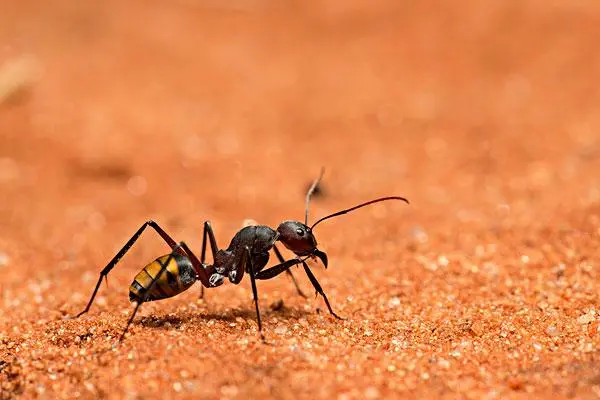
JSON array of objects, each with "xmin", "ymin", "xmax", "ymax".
[{"xmin": 72, "ymin": 170, "xmax": 409, "ymax": 341}]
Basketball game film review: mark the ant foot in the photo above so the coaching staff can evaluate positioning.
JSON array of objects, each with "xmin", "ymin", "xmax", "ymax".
[{"xmin": 331, "ymin": 313, "xmax": 345, "ymax": 321}]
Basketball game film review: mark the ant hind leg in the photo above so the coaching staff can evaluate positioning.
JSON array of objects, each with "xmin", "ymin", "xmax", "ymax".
[
  {"xmin": 119, "ymin": 245, "xmax": 181, "ymax": 341},
  {"xmin": 72, "ymin": 220, "xmax": 183, "ymax": 318}
]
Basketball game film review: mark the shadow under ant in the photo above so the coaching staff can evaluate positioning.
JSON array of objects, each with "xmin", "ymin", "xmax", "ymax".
[{"xmin": 134, "ymin": 305, "xmax": 314, "ymax": 330}]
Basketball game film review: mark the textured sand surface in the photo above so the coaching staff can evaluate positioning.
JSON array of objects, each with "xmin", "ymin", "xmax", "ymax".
[{"xmin": 1, "ymin": 1, "xmax": 600, "ymax": 399}]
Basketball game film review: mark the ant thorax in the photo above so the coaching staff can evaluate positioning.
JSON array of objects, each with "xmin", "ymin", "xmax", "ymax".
[
  {"xmin": 227, "ymin": 225, "xmax": 279, "ymax": 253},
  {"xmin": 208, "ymin": 250, "xmax": 233, "ymax": 287},
  {"xmin": 207, "ymin": 225, "xmax": 279, "ymax": 287}
]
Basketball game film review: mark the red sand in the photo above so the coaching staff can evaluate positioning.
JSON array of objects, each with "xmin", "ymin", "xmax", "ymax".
[{"xmin": 2, "ymin": 1, "xmax": 600, "ymax": 399}]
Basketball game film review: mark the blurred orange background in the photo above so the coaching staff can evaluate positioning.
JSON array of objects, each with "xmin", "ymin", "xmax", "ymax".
[{"xmin": 1, "ymin": 1, "xmax": 600, "ymax": 398}]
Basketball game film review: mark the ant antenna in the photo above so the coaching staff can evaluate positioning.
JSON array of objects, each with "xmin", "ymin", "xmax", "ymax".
[
  {"xmin": 305, "ymin": 167, "xmax": 325, "ymax": 225},
  {"xmin": 310, "ymin": 196, "xmax": 409, "ymax": 230}
]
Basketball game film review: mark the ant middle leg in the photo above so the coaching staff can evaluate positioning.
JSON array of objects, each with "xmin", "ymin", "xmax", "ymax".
[
  {"xmin": 242, "ymin": 246, "xmax": 265, "ymax": 341},
  {"xmin": 199, "ymin": 221, "xmax": 219, "ymax": 299},
  {"xmin": 73, "ymin": 220, "xmax": 183, "ymax": 318},
  {"xmin": 273, "ymin": 245, "xmax": 307, "ymax": 298}
]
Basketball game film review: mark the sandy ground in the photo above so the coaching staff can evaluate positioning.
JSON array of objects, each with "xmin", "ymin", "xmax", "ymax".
[{"xmin": 1, "ymin": 1, "xmax": 600, "ymax": 399}]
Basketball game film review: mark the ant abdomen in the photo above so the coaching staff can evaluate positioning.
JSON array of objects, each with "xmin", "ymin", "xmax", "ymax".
[{"xmin": 129, "ymin": 253, "xmax": 197, "ymax": 302}]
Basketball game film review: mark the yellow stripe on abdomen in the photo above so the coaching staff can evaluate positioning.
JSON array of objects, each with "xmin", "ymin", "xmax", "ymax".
[{"xmin": 129, "ymin": 254, "xmax": 182, "ymax": 302}]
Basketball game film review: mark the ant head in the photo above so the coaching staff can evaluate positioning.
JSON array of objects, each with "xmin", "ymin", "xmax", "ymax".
[
  {"xmin": 276, "ymin": 221, "xmax": 328, "ymax": 267},
  {"xmin": 278, "ymin": 168, "xmax": 409, "ymax": 269},
  {"xmin": 276, "ymin": 221, "xmax": 316, "ymax": 254}
]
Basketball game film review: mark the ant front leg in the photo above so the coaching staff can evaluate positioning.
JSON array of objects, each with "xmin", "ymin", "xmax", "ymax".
[
  {"xmin": 254, "ymin": 257, "xmax": 304, "ymax": 280},
  {"xmin": 73, "ymin": 220, "xmax": 184, "ymax": 318},
  {"xmin": 255, "ymin": 258, "xmax": 343, "ymax": 320},
  {"xmin": 199, "ymin": 221, "xmax": 220, "ymax": 299},
  {"xmin": 273, "ymin": 245, "xmax": 307, "ymax": 298},
  {"xmin": 301, "ymin": 260, "xmax": 343, "ymax": 320}
]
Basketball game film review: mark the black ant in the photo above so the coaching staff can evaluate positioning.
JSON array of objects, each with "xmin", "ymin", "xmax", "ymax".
[{"xmin": 72, "ymin": 170, "xmax": 409, "ymax": 341}]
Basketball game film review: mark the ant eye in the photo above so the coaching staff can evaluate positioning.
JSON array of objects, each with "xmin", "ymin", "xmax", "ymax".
[{"xmin": 296, "ymin": 228, "xmax": 305, "ymax": 236}]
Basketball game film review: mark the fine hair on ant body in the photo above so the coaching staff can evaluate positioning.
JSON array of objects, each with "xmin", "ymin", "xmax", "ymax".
[{"xmin": 72, "ymin": 169, "xmax": 409, "ymax": 341}]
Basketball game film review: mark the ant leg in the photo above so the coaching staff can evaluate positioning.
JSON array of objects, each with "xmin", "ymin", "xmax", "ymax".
[
  {"xmin": 273, "ymin": 245, "xmax": 307, "ymax": 298},
  {"xmin": 178, "ymin": 241, "xmax": 212, "ymax": 288},
  {"xmin": 202, "ymin": 221, "xmax": 219, "ymax": 258},
  {"xmin": 199, "ymin": 221, "xmax": 219, "ymax": 299},
  {"xmin": 119, "ymin": 245, "xmax": 180, "ymax": 341},
  {"xmin": 73, "ymin": 220, "xmax": 183, "ymax": 318},
  {"xmin": 301, "ymin": 260, "xmax": 344, "ymax": 320},
  {"xmin": 244, "ymin": 246, "xmax": 265, "ymax": 341},
  {"xmin": 256, "ymin": 259, "xmax": 342, "ymax": 320},
  {"xmin": 255, "ymin": 258, "xmax": 303, "ymax": 280}
]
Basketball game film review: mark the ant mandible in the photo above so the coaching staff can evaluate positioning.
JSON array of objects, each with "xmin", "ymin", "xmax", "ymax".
[{"xmin": 72, "ymin": 169, "xmax": 409, "ymax": 341}]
